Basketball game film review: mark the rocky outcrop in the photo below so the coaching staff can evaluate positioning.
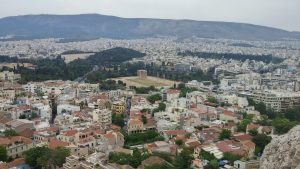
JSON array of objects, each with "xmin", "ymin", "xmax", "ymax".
[{"xmin": 260, "ymin": 125, "xmax": 300, "ymax": 169}]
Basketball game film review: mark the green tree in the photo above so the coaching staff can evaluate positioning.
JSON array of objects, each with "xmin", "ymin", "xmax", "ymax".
[
  {"xmin": 112, "ymin": 114, "xmax": 125, "ymax": 128},
  {"xmin": 237, "ymin": 119, "xmax": 251, "ymax": 132},
  {"xmin": 255, "ymin": 102, "xmax": 267, "ymax": 114},
  {"xmin": 51, "ymin": 147, "xmax": 70, "ymax": 167},
  {"xmin": 4, "ymin": 129, "xmax": 18, "ymax": 136},
  {"xmin": 272, "ymin": 118, "xmax": 297, "ymax": 134},
  {"xmin": 0, "ymin": 145, "xmax": 7, "ymax": 162},
  {"xmin": 153, "ymin": 103, "xmax": 167, "ymax": 114},
  {"xmin": 175, "ymin": 148, "xmax": 193, "ymax": 169},
  {"xmin": 199, "ymin": 150, "xmax": 216, "ymax": 161},
  {"xmin": 252, "ymin": 134, "xmax": 272, "ymax": 154},
  {"xmin": 24, "ymin": 147, "xmax": 70, "ymax": 169},
  {"xmin": 147, "ymin": 94, "xmax": 162, "ymax": 104},
  {"xmin": 219, "ymin": 129, "xmax": 231, "ymax": 140},
  {"xmin": 175, "ymin": 140, "xmax": 183, "ymax": 146},
  {"xmin": 24, "ymin": 146, "xmax": 50, "ymax": 169},
  {"xmin": 207, "ymin": 96, "xmax": 217, "ymax": 104},
  {"xmin": 223, "ymin": 152, "xmax": 241, "ymax": 165},
  {"xmin": 208, "ymin": 159, "xmax": 219, "ymax": 169},
  {"xmin": 142, "ymin": 115, "xmax": 148, "ymax": 124},
  {"xmin": 248, "ymin": 129, "xmax": 258, "ymax": 136}
]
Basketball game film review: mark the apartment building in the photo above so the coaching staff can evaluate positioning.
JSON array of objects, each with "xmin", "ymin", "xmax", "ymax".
[
  {"xmin": 92, "ymin": 109, "xmax": 112, "ymax": 128},
  {"xmin": 0, "ymin": 136, "xmax": 33, "ymax": 158},
  {"xmin": 111, "ymin": 101, "xmax": 125, "ymax": 115},
  {"xmin": 250, "ymin": 90, "xmax": 300, "ymax": 112}
]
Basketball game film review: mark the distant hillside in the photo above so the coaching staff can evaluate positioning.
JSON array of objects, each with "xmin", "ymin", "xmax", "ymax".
[{"xmin": 0, "ymin": 14, "xmax": 299, "ymax": 41}]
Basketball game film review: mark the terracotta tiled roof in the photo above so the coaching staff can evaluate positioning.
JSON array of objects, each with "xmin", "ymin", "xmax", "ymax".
[
  {"xmin": 233, "ymin": 134, "xmax": 252, "ymax": 142},
  {"xmin": 48, "ymin": 139, "xmax": 69, "ymax": 149},
  {"xmin": 0, "ymin": 136, "xmax": 32, "ymax": 146},
  {"xmin": 62, "ymin": 129, "xmax": 78, "ymax": 136},
  {"xmin": 0, "ymin": 158, "xmax": 26, "ymax": 169},
  {"xmin": 164, "ymin": 130, "xmax": 186, "ymax": 136},
  {"xmin": 186, "ymin": 140, "xmax": 201, "ymax": 148},
  {"xmin": 247, "ymin": 123, "xmax": 259, "ymax": 130},
  {"xmin": 223, "ymin": 110, "xmax": 235, "ymax": 117},
  {"xmin": 166, "ymin": 89, "xmax": 179, "ymax": 94}
]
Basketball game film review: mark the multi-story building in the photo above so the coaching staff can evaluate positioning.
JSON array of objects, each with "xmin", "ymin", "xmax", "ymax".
[
  {"xmin": 250, "ymin": 90, "xmax": 300, "ymax": 112},
  {"xmin": 111, "ymin": 101, "xmax": 125, "ymax": 115},
  {"xmin": 0, "ymin": 71, "xmax": 21, "ymax": 82},
  {"xmin": 0, "ymin": 136, "xmax": 33, "ymax": 158},
  {"xmin": 127, "ymin": 118, "xmax": 144, "ymax": 134},
  {"xmin": 92, "ymin": 109, "xmax": 112, "ymax": 128}
]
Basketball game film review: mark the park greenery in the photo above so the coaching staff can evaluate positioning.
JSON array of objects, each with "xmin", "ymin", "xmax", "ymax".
[
  {"xmin": 0, "ymin": 145, "xmax": 7, "ymax": 162},
  {"xmin": 247, "ymin": 98, "xmax": 300, "ymax": 134},
  {"xmin": 112, "ymin": 113, "xmax": 125, "ymax": 128},
  {"xmin": 123, "ymin": 130, "xmax": 164, "ymax": 146},
  {"xmin": 176, "ymin": 83, "xmax": 197, "ymax": 98},
  {"xmin": 109, "ymin": 147, "xmax": 192, "ymax": 169},
  {"xmin": 99, "ymin": 80, "xmax": 126, "ymax": 91},
  {"xmin": 109, "ymin": 148, "xmax": 149, "ymax": 168},
  {"xmin": 135, "ymin": 86, "xmax": 158, "ymax": 94},
  {"xmin": 152, "ymin": 103, "xmax": 166, "ymax": 114},
  {"xmin": 24, "ymin": 146, "xmax": 70, "ymax": 169},
  {"xmin": 2, "ymin": 129, "xmax": 18, "ymax": 137},
  {"xmin": 147, "ymin": 94, "xmax": 162, "ymax": 104},
  {"xmin": 252, "ymin": 134, "xmax": 272, "ymax": 155},
  {"xmin": 219, "ymin": 129, "xmax": 231, "ymax": 140}
]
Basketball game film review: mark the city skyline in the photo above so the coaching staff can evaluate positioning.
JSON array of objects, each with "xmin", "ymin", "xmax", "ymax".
[{"xmin": 0, "ymin": 0, "xmax": 299, "ymax": 31}]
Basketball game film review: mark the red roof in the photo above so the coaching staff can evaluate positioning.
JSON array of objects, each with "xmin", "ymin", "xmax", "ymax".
[
  {"xmin": 48, "ymin": 139, "xmax": 69, "ymax": 149},
  {"xmin": 223, "ymin": 110, "xmax": 235, "ymax": 117},
  {"xmin": 62, "ymin": 129, "xmax": 78, "ymax": 136},
  {"xmin": 233, "ymin": 134, "xmax": 252, "ymax": 142},
  {"xmin": 166, "ymin": 89, "xmax": 179, "ymax": 94},
  {"xmin": 164, "ymin": 130, "xmax": 186, "ymax": 136}
]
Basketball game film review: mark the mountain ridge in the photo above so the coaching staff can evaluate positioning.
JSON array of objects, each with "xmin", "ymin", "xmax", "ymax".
[{"xmin": 0, "ymin": 13, "xmax": 299, "ymax": 41}]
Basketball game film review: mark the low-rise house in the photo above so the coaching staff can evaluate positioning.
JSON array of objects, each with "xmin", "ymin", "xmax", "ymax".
[
  {"xmin": 162, "ymin": 130, "xmax": 186, "ymax": 141},
  {"xmin": 48, "ymin": 139, "xmax": 70, "ymax": 149},
  {"xmin": 162, "ymin": 89, "xmax": 180, "ymax": 102},
  {"xmin": 145, "ymin": 141, "xmax": 177, "ymax": 155},
  {"xmin": 10, "ymin": 105, "xmax": 32, "ymax": 119},
  {"xmin": 219, "ymin": 109, "xmax": 239, "ymax": 123},
  {"xmin": 111, "ymin": 101, "xmax": 125, "ymax": 115},
  {"xmin": 58, "ymin": 129, "xmax": 78, "ymax": 143},
  {"xmin": 127, "ymin": 118, "xmax": 144, "ymax": 134},
  {"xmin": 216, "ymin": 139, "xmax": 255, "ymax": 158},
  {"xmin": 5, "ymin": 119, "xmax": 34, "ymax": 133},
  {"xmin": 0, "ymin": 136, "xmax": 33, "ymax": 158},
  {"xmin": 92, "ymin": 109, "xmax": 112, "ymax": 128}
]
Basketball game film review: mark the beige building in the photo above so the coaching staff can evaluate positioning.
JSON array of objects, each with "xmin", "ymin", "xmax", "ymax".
[
  {"xmin": 0, "ymin": 71, "xmax": 21, "ymax": 82},
  {"xmin": 137, "ymin": 70, "xmax": 147, "ymax": 79},
  {"xmin": 0, "ymin": 136, "xmax": 33, "ymax": 158},
  {"xmin": 127, "ymin": 118, "xmax": 144, "ymax": 134},
  {"xmin": 250, "ymin": 90, "xmax": 300, "ymax": 112},
  {"xmin": 111, "ymin": 101, "xmax": 125, "ymax": 115},
  {"xmin": 92, "ymin": 109, "xmax": 112, "ymax": 128}
]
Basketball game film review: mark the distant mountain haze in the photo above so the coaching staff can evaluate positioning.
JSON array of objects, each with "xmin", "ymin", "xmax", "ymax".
[{"xmin": 0, "ymin": 14, "xmax": 299, "ymax": 41}]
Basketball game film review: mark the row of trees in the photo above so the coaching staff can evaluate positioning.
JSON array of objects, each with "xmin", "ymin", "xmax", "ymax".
[
  {"xmin": 109, "ymin": 147, "xmax": 193, "ymax": 169},
  {"xmin": 24, "ymin": 147, "xmax": 70, "ymax": 169},
  {"xmin": 247, "ymin": 98, "xmax": 300, "ymax": 134},
  {"xmin": 123, "ymin": 130, "xmax": 164, "ymax": 146}
]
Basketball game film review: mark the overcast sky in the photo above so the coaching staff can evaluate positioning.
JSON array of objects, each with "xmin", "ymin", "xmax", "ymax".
[{"xmin": 0, "ymin": 0, "xmax": 299, "ymax": 31}]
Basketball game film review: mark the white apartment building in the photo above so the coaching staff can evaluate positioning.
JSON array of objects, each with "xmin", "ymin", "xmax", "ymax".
[
  {"xmin": 250, "ymin": 90, "xmax": 300, "ymax": 112},
  {"xmin": 92, "ymin": 109, "xmax": 112, "ymax": 127}
]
